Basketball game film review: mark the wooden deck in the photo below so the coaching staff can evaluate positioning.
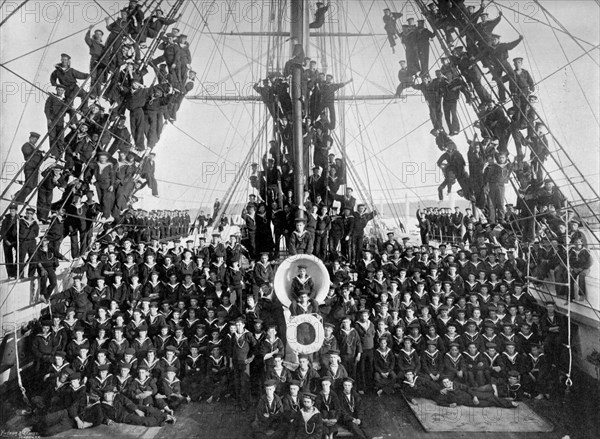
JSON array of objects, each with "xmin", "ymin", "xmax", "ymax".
[{"xmin": 2, "ymin": 376, "xmax": 599, "ymax": 439}]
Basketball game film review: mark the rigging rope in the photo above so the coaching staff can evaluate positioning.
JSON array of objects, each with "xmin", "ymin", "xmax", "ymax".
[
  {"xmin": 1, "ymin": 0, "xmax": 63, "ymax": 175},
  {"xmin": 538, "ymin": 8, "xmax": 599, "ymax": 126},
  {"xmin": 531, "ymin": 0, "xmax": 600, "ymax": 65},
  {"xmin": 0, "ymin": 0, "xmax": 161, "ymax": 207},
  {"xmin": 489, "ymin": 1, "xmax": 598, "ymax": 54},
  {"xmin": 338, "ymin": 2, "xmax": 409, "ymax": 225},
  {"xmin": 411, "ymin": 0, "xmax": 600, "ymax": 239},
  {"xmin": 0, "ymin": 0, "xmax": 29, "ymax": 27},
  {"xmin": 0, "ymin": 0, "xmax": 187, "ymax": 309}
]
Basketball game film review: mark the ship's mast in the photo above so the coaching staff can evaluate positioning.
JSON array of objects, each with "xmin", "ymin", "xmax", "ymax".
[{"xmin": 290, "ymin": 0, "xmax": 309, "ymax": 211}]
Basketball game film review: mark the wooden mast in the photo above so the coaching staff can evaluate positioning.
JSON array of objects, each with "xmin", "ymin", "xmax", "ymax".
[{"xmin": 290, "ymin": 0, "xmax": 309, "ymax": 211}]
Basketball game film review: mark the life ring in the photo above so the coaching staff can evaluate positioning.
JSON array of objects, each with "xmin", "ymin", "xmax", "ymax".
[{"xmin": 287, "ymin": 314, "xmax": 325, "ymax": 355}]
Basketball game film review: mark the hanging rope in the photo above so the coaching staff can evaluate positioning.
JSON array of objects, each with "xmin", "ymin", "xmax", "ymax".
[{"xmin": 13, "ymin": 323, "xmax": 31, "ymax": 407}]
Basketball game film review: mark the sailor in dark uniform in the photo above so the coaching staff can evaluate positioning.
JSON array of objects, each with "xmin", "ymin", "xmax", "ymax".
[
  {"xmin": 383, "ymin": 8, "xmax": 403, "ymax": 53},
  {"xmin": 401, "ymin": 369, "xmax": 440, "ymax": 405},
  {"xmin": 251, "ymin": 379, "xmax": 285, "ymax": 439},
  {"xmin": 292, "ymin": 392, "xmax": 323, "ymax": 439},
  {"xmin": 291, "ymin": 264, "xmax": 315, "ymax": 299},
  {"xmin": 524, "ymin": 343, "xmax": 551, "ymax": 400},
  {"xmin": 339, "ymin": 377, "xmax": 369, "ymax": 439},
  {"xmin": 32, "ymin": 320, "xmax": 56, "ymax": 375},
  {"xmin": 289, "ymin": 216, "xmax": 314, "ymax": 255},
  {"xmin": 309, "ymin": 2, "xmax": 330, "ymax": 29}
]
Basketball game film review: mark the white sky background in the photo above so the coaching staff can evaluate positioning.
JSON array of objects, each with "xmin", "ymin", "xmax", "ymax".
[{"xmin": 0, "ymin": 0, "xmax": 599, "ymax": 219}]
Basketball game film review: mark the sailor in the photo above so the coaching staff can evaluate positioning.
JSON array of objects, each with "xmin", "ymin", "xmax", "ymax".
[
  {"xmin": 382, "ymin": 8, "xmax": 403, "ymax": 53},
  {"xmin": 156, "ymin": 366, "xmax": 188, "ymax": 412},
  {"xmin": 85, "ymin": 151, "xmax": 115, "ymax": 222},
  {"xmin": 129, "ymin": 364, "xmax": 158, "ymax": 407},
  {"xmin": 451, "ymin": 45, "xmax": 491, "ymax": 103},
  {"xmin": 475, "ymin": 11, "xmax": 503, "ymax": 47},
  {"xmin": 289, "ymin": 214, "xmax": 314, "ymax": 255},
  {"xmin": 89, "ymin": 363, "xmax": 116, "ymax": 398},
  {"xmin": 524, "ymin": 343, "xmax": 551, "ymax": 400},
  {"xmin": 416, "ymin": 209, "xmax": 432, "ymax": 245},
  {"xmin": 463, "ymin": 3, "xmax": 486, "ymax": 53},
  {"xmin": 416, "ymin": 19, "xmax": 435, "ymax": 75},
  {"xmin": 255, "ymin": 202, "xmax": 275, "ymax": 257},
  {"xmin": 337, "ymin": 316, "xmax": 361, "ymax": 380},
  {"xmin": 339, "ymin": 377, "xmax": 369, "ymax": 439},
  {"xmin": 412, "ymin": 73, "xmax": 443, "ymax": 132},
  {"xmin": 18, "ymin": 206, "xmax": 39, "ymax": 278},
  {"xmin": 15, "ymin": 132, "xmax": 44, "ymax": 203},
  {"xmin": 318, "ymin": 74, "xmax": 353, "ymax": 130},
  {"xmin": 485, "ymin": 33, "xmax": 524, "ymax": 102},
  {"xmin": 436, "ymin": 141, "xmax": 471, "ymax": 201},
  {"xmin": 43, "ymin": 84, "xmax": 69, "ymax": 159},
  {"xmin": 50, "ymin": 53, "xmax": 90, "ymax": 112},
  {"xmin": 100, "ymin": 386, "xmax": 174, "ymax": 426},
  {"xmin": 314, "ymin": 205, "xmax": 331, "ymax": 259},
  {"xmin": 401, "ymin": 17, "xmax": 420, "ymax": 76},
  {"xmin": 442, "ymin": 70, "xmax": 472, "ymax": 136},
  {"xmin": 352, "ymin": 204, "xmax": 376, "ymax": 265},
  {"xmin": 400, "ymin": 369, "xmax": 440, "ymax": 405},
  {"xmin": 483, "ymin": 151, "xmax": 514, "ymax": 223},
  {"xmin": 123, "ymin": 0, "xmax": 145, "ymax": 37},
  {"xmin": 510, "ymin": 57, "xmax": 535, "ymax": 128},
  {"xmin": 436, "ymin": 376, "xmax": 518, "ymax": 408},
  {"xmin": 152, "ymin": 33, "xmax": 181, "ymax": 77},
  {"xmin": 0, "ymin": 204, "xmax": 19, "ymax": 278},
  {"xmin": 496, "ymin": 370, "xmax": 525, "ymax": 401},
  {"xmin": 113, "ymin": 151, "xmax": 137, "ymax": 220},
  {"xmin": 251, "ymin": 379, "xmax": 284, "ymax": 439},
  {"xmin": 32, "ymin": 236, "xmax": 59, "ymax": 301},
  {"xmin": 373, "ymin": 337, "xmax": 397, "ymax": 395},
  {"xmin": 35, "ymin": 372, "xmax": 97, "ymax": 436},
  {"xmin": 84, "ymin": 25, "xmax": 106, "ymax": 98},
  {"xmin": 292, "ymin": 392, "xmax": 323, "ymax": 439},
  {"xmin": 316, "ymin": 377, "xmax": 341, "ymax": 439},
  {"xmin": 354, "ymin": 309, "xmax": 375, "ymax": 394},
  {"xmin": 36, "ymin": 166, "xmax": 63, "ymax": 224},
  {"xmin": 32, "ymin": 319, "xmax": 56, "ymax": 375},
  {"xmin": 291, "ymin": 264, "xmax": 315, "ymax": 299},
  {"xmin": 290, "ymin": 289, "xmax": 320, "ymax": 318},
  {"xmin": 309, "ymin": 2, "xmax": 330, "ymax": 29},
  {"xmin": 242, "ymin": 203, "xmax": 257, "ymax": 258},
  {"xmin": 176, "ymin": 34, "xmax": 192, "ymax": 85},
  {"xmin": 396, "ymin": 60, "xmax": 414, "ymax": 98},
  {"xmin": 230, "ymin": 317, "xmax": 257, "ymax": 411},
  {"xmin": 126, "ymin": 81, "xmax": 154, "ymax": 151}
]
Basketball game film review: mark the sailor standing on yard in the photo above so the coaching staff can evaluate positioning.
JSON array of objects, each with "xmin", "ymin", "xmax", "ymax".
[{"xmin": 318, "ymin": 75, "xmax": 353, "ymax": 130}]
